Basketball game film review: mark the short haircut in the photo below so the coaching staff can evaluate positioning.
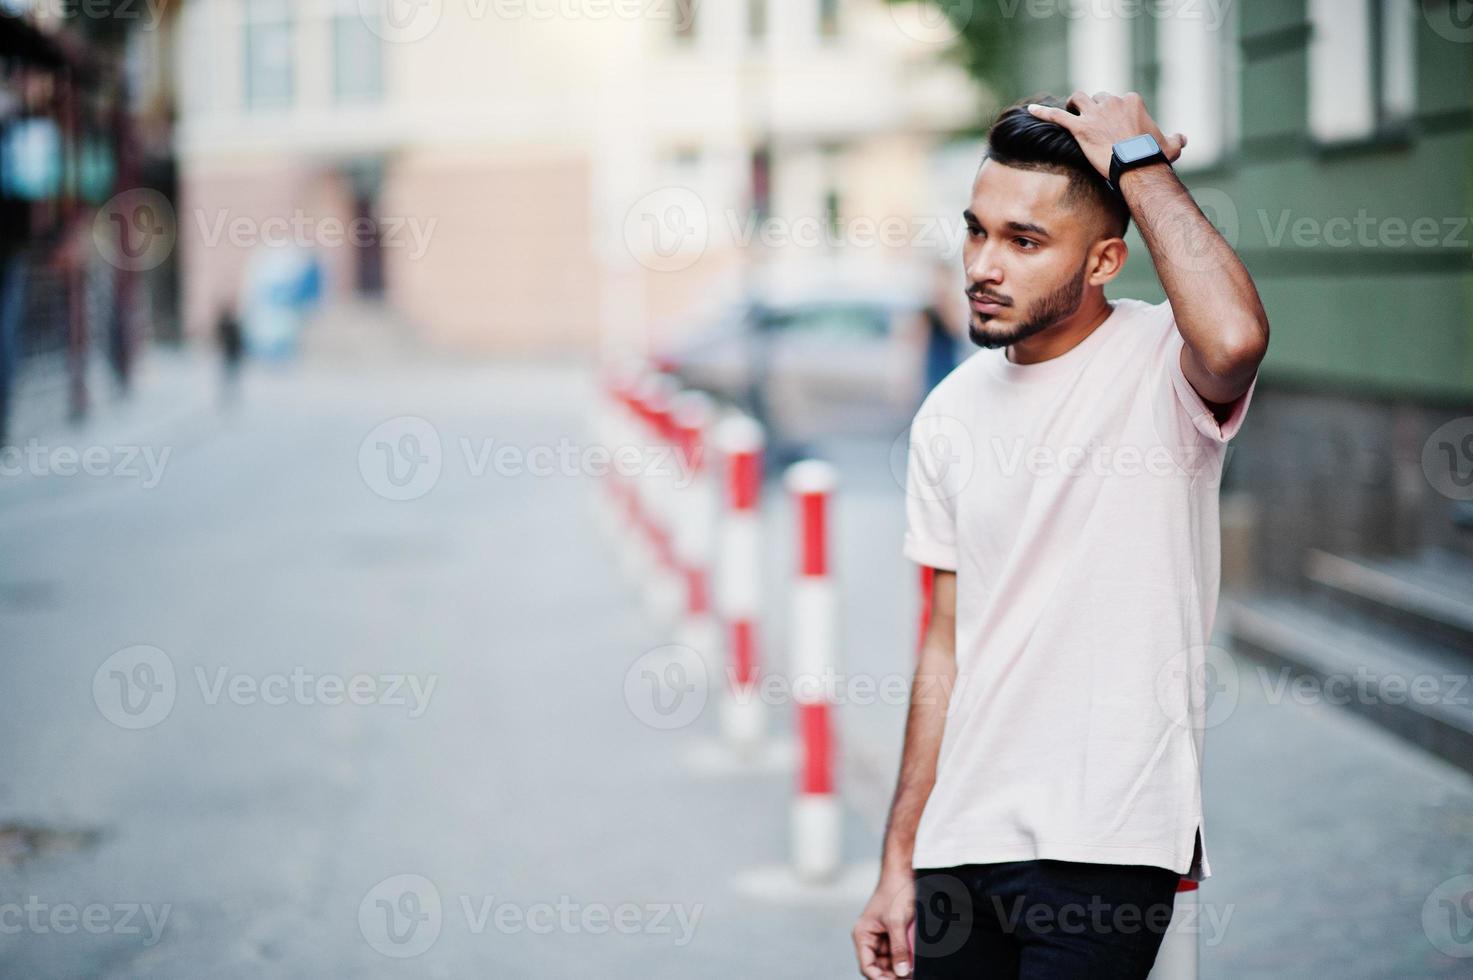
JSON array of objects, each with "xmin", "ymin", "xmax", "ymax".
[{"xmin": 984, "ymin": 96, "xmax": 1131, "ymax": 238}]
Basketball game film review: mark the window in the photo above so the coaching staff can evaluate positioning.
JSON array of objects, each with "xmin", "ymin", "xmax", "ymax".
[
  {"xmin": 819, "ymin": 0, "xmax": 840, "ymax": 39},
  {"xmin": 1066, "ymin": 1, "xmax": 1132, "ymax": 96},
  {"xmin": 673, "ymin": 0, "xmax": 696, "ymax": 42},
  {"xmin": 820, "ymin": 143, "xmax": 842, "ymax": 238},
  {"xmin": 750, "ymin": 145, "xmax": 772, "ymax": 222},
  {"xmin": 1156, "ymin": 4, "xmax": 1235, "ymax": 169},
  {"xmin": 1308, "ymin": 0, "xmax": 1416, "ymax": 143},
  {"xmin": 764, "ymin": 306, "xmax": 889, "ymax": 340},
  {"xmin": 333, "ymin": 0, "xmax": 383, "ymax": 103},
  {"xmin": 748, "ymin": 0, "xmax": 766, "ymax": 42},
  {"xmin": 664, "ymin": 147, "xmax": 704, "ymax": 200},
  {"xmin": 244, "ymin": 0, "xmax": 295, "ymax": 109},
  {"xmin": 1224, "ymin": 6, "xmax": 1241, "ymax": 154},
  {"xmin": 1378, "ymin": 0, "xmax": 1416, "ymax": 123}
]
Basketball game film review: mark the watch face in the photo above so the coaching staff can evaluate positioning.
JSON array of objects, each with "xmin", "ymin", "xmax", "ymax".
[{"xmin": 1115, "ymin": 134, "xmax": 1162, "ymax": 165}]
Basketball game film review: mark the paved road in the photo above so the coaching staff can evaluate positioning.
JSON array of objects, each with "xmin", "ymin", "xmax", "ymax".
[
  {"xmin": 0, "ymin": 358, "xmax": 875, "ymax": 979},
  {"xmin": 0, "ymin": 355, "xmax": 1470, "ymax": 978}
]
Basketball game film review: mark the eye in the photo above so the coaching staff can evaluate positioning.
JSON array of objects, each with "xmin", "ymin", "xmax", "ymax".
[
  {"xmin": 1014, "ymin": 237, "xmax": 1038, "ymax": 250},
  {"xmin": 967, "ymin": 224, "xmax": 984, "ymax": 239}
]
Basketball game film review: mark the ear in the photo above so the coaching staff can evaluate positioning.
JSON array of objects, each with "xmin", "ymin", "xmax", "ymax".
[{"xmin": 1086, "ymin": 235, "xmax": 1128, "ymax": 286}]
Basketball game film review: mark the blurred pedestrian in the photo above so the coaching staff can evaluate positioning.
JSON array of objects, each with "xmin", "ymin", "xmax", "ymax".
[
  {"xmin": 918, "ymin": 258, "xmax": 963, "ymax": 395},
  {"xmin": 216, "ymin": 300, "xmax": 244, "ymax": 409},
  {"xmin": 0, "ymin": 252, "xmax": 23, "ymax": 446}
]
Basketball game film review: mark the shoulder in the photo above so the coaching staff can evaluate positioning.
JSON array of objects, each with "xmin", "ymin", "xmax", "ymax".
[
  {"xmin": 915, "ymin": 349, "xmax": 991, "ymax": 418},
  {"xmin": 1107, "ymin": 297, "xmax": 1183, "ymax": 364},
  {"xmin": 1113, "ymin": 296, "xmax": 1177, "ymax": 334}
]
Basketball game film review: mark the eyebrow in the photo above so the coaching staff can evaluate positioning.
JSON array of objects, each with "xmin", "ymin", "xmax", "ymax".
[{"xmin": 962, "ymin": 210, "xmax": 1053, "ymax": 239}]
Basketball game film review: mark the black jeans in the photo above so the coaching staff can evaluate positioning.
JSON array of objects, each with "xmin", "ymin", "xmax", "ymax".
[{"xmin": 912, "ymin": 859, "xmax": 1181, "ymax": 979}]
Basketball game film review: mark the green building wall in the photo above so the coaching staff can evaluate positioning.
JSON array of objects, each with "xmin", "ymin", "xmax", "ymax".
[{"xmin": 1000, "ymin": 0, "xmax": 1473, "ymax": 403}]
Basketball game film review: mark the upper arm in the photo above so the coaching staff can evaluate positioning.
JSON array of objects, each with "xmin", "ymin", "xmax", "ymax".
[
  {"xmin": 1169, "ymin": 329, "xmax": 1260, "ymax": 445},
  {"xmin": 902, "ymin": 409, "xmax": 964, "ymax": 570},
  {"xmin": 922, "ymin": 569, "xmax": 957, "ymax": 659},
  {"xmin": 1179, "ymin": 341, "xmax": 1258, "ymax": 409}
]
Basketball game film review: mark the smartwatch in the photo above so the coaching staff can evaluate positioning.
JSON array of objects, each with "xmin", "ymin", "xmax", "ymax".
[{"xmin": 1108, "ymin": 134, "xmax": 1169, "ymax": 192}]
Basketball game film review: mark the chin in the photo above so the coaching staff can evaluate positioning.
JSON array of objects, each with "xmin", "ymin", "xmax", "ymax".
[{"xmin": 968, "ymin": 315, "xmax": 1017, "ymax": 350}]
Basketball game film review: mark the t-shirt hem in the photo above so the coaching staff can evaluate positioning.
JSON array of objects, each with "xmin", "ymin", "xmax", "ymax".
[
  {"xmin": 903, "ymin": 535, "xmax": 957, "ymax": 572},
  {"xmin": 912, "ymin": 840, "xmax": 1204, "ymax": 881},
  {"xmin": 1165, "ymin": 330, "xmax": 1258, "ymax": 444}
]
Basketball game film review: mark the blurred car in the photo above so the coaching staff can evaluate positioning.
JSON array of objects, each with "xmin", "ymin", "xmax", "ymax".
[{"xmin": 658, "ymin": 282, "xmax": 934, "ymax": 459}]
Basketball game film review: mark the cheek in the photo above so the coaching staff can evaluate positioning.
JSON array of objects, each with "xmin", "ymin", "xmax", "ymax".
[
  {"xmin": 961, "ymin": 237, "xmax": 982, "ymax": 268},
  {"xmin": 1016, "ymin": 252, "xmax": 1075, "ymax": 295}
]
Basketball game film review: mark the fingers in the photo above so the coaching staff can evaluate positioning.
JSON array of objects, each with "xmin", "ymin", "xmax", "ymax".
[
  {"xmin": 884, "ymin": 911, "xmax": 914, "ymax": 978},
  {"xmin": 1026, "ymin": 103, "xmax": 1078, "ymax": 130},
  {"xmin": 1164, "ymin": 132, "xmax": 1189, "ymax": 160},
  {"xmin": 853, "ymin": 921, "xmax": 894, "ymax": 980}
]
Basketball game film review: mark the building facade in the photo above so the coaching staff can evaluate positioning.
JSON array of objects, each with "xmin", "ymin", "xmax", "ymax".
[
  {"xmin": 1006, "ymin": 0, "xmax": 1473, "ymax": 579},
  {"xmin": 172, "ymin": 0, "xmax": 982, "ymax": 355},
  {"xmin": 0, "ymin": 0, "xmax": 174, "ymax": 444}
]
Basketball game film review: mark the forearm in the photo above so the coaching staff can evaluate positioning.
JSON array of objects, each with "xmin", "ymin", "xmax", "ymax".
[
  {"xmin": 1119, "ymin": 165, "xmax": 1269, "ymax": 377},
  {"xmin": 879, "ymin": 637, "xmax": 956, "ymax": 878}
]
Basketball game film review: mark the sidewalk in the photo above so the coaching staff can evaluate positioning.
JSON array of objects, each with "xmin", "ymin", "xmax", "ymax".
[
  {"xmin": 2, "ymin": 358, "xmax": 1470, "ymax": 977},
  {"xmin": 0, "ymin": 357, "xmax": 882, "ymax": 978},
  {"xmin": 0, "ymin": 345, "xmax": 223, "ymax": 516}
]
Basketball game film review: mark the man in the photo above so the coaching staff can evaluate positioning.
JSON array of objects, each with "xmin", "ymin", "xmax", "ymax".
[{"xmin": 852, "ymin": 92, "xmax": 1269, "ymax": 980}]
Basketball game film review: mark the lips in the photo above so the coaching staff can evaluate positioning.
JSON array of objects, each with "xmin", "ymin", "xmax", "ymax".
[{"xmin": 969, "ymin": 295, "xmax": 1009, "ymax": 314}]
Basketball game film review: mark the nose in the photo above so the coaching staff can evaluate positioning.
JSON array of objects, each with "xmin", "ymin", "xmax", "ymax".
[{"xmin": 965, "ymin": 237, "xmax": 1004, "ymax": 290}]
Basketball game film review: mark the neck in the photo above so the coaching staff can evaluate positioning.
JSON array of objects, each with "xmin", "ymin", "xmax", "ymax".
[{"xmin": 1005, "ymin": 294, "xmax": 1114, "ymax": 366}]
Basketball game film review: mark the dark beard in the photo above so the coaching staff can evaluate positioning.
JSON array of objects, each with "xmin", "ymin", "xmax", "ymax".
[{"xmin": 968, "ymin": 266, "xmax": 1087, "ymax": 350}]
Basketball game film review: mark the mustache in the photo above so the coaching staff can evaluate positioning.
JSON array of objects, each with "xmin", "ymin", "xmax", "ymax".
[{"xmin": 966, "ymin": 288, "xmax": 1014, "ymax": 307}]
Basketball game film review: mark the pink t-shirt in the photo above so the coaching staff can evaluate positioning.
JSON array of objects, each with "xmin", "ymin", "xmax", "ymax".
[{"xmin": 903, "ymin": 297, "xmax": 1257, "ymax": 881}]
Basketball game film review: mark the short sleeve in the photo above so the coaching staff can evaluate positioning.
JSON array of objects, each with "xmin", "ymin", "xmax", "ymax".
[
  {"xmin": 1164, "ymin": 321, "xmax": 1257, "ymax": 445},
  {"xmin": 902, "ymin": 409, "xmax": 962, "ymax": 571}
]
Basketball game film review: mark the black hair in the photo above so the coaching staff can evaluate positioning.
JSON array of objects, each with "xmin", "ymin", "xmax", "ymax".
[{"xmin": 984, "ymin": 96, "xmax": 1131, "ymax": 238}]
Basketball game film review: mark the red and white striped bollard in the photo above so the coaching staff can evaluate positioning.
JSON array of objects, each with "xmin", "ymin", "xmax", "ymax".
[
  {"xmin": 786, "ymin": 459, "xmax": 840, "ymax": 883},
  {"xmin": 715, "ymin": 415, "xmax": 766, "ymax": 749},
  {"xmin": 671, "ymin": 391, "xmax": 719, "ymax": 658},
  {"xmin": 638, "ymin": 374, "xmax": 684, "ymax": 624}
]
